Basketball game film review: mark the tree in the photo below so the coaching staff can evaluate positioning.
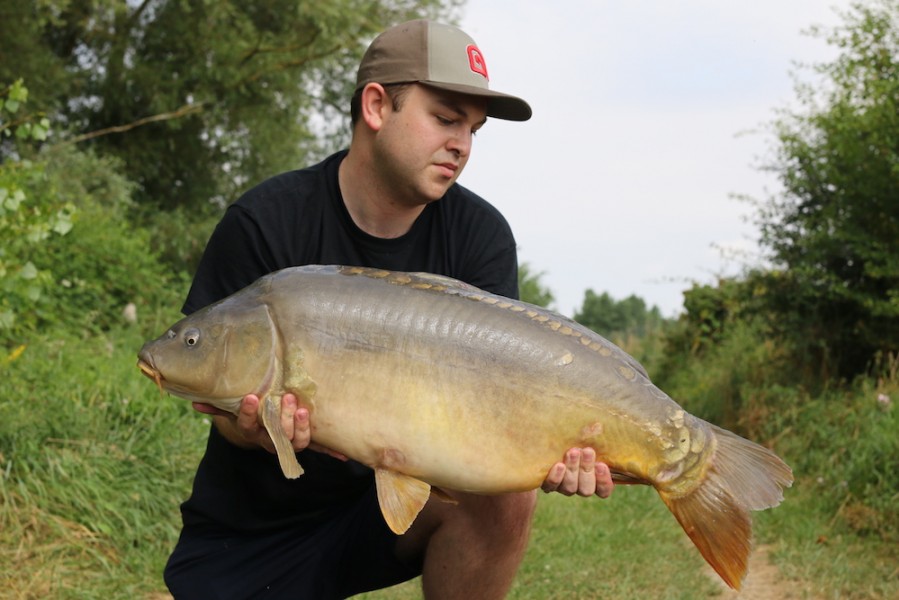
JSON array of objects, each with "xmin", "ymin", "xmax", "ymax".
[
  {"xmin": 518, "ymin": 262, "xmax": 554, "ymax": 308},
  {"xmin": 752, "ymin": 0, "xmax": 899, "ymax": 379},
  {"xmin": 0, "ymin": 1, "xmax": 460, "ymax": 212},
  {"xmin": 573, "ymin": 288, "xmax": 667, "ymax": 371},
  {"xmin": 573, "ymin": 289, "xmax": 663, "ymax": 339}
]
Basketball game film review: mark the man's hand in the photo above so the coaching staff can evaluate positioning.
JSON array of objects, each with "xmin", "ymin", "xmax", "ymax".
[
  {"xmin": 193, "ymin": 394, "xmax": 346, "ymax": 460},
  {"xmin": 541, "ymin": 447, "xmax": 613, "ymax": 498}
]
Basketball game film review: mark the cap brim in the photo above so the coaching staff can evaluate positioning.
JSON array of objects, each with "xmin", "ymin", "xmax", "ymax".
[{"xmin": 420, "ymin": 81, "xmax": 532, "ymax": 121}]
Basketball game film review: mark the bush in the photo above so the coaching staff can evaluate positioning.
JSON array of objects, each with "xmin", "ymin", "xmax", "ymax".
[
  {"xmin": 759, "ymin": 378, "xmax": 898, "ymax": 543},
  {"xmin": 0, "ymin": 80, "xmax": 73, "ymax": 336},
  {"xmin": 659, "ymin": 316, "xmax": 787, "ymax": 432},
  {"xmin": 657, "ymin": 286, "xmax": 898, "ymax": 542},
  {"xmin": 2, "ymin": 144, "xmax": 186, "ymax": 346},
  {"xmin": 137, "ymin": 203, "xmax": 221, "ymax": 275}
]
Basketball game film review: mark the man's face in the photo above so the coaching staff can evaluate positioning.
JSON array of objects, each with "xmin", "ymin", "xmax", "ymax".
[{"xmin": 373, "ymin": 84, "xmax": 488, "ymax": 205}]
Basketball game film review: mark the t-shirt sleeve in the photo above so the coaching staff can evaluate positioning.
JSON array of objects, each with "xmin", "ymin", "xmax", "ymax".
[
  {"xmin": 181, "ymin": 205, "xmax": 275, "ymax": 315},
  {"xmin": 463, "ymin": 236, "xmax": 519, "ymax": 300},
  {"xmin": 449, "ymin": 190, "xmax": 520, "ymax": 300}
]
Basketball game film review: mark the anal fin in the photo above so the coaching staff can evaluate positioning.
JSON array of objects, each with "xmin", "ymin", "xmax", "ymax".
[
  {"xmin": 260, "ymin": 395, "xmax": 304, "ymax": 479},
  {"xmin": 375, "ymin": 469, "xmax": 431, "ymax": 534}
]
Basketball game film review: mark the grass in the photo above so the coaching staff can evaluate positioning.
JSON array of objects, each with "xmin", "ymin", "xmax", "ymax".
[
  {"xmin": 748, "ymin": 378, "xmax": 899, "ymax": 599},
  {"xmin": 750, "ymin": 449, "xmax": 899, "ymax": 600},
  {"xmin": 514, "ymin": 487, "xmax": 719, "ymax": 599},
  {"xmin": 359, "ymin": 487, "xmax": 718, "ymax": 600},
  {"xmin": 1, "ymin": 323, "xmax": 897, "ymax": 599},
  {"xmin": 0, "ymin": 317, "xmax": 205, "ymax": 598},
  {"xmin": 760, "ymin": 486, "xmax": 899, "ymax": 600}
]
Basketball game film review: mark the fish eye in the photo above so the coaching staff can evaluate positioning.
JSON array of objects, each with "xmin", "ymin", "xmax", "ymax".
[{"xmin": 183, "ymin": 328, "xmax": 201, "ymax": 347}]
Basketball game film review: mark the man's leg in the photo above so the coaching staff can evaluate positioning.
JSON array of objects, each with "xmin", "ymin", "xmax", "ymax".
[
  {"xmin": 166, "ymin": 486, "xmax": 420, "ymax": 600},
  {"xmin": 395, "ymin": 490, "xmax": 538, "ymax": 599}
]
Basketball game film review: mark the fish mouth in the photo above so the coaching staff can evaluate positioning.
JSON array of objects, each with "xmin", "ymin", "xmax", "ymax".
[{"xmin": 137, "ymin": 357, "xmax": 166, "ymax": 395}]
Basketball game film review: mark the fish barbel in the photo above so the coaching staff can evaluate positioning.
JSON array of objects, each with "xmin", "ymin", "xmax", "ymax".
[{"xmin": 137, "ymin": 265, "xmax": 792, "ymax": 590}]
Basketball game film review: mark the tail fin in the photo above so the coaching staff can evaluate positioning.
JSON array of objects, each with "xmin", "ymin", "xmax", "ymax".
[{"xmin": 658, "ymin": 425, "xmax": 793, "ymax": 590}]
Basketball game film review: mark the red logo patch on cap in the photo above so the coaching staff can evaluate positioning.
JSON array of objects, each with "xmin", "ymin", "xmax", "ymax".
[{"xmin": 467, "ymin": 44, "xmax": 489, "ymax": 80}]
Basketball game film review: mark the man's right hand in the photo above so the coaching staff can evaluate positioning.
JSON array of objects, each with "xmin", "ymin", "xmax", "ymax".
[{"xmin": 195, "ymin": 394, "xmax": 347, "ymax": 460}]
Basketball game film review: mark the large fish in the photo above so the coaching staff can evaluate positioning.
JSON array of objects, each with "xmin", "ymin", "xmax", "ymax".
[{"xmin": 137, "ymin": 265, "xmax": 792, "ymax": 590}]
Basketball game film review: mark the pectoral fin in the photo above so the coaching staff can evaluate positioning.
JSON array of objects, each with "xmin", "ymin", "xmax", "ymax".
[
  {"xmin": 260, "ymin": 395, "xmax": 304, "ymax": 479},
  {"xmin": 375, "ymin": 469, "xmax": 431, "ymax": 534}
]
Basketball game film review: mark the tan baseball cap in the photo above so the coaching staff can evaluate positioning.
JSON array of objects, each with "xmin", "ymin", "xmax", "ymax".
[{"xmin": 355, "ymin": 20, "xmax": 532, "ymax": 122}]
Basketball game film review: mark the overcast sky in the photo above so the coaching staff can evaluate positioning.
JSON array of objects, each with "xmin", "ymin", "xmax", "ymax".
[{"xmin": 455, "ymin": 1, "xmax": 853, "ymax": 317}]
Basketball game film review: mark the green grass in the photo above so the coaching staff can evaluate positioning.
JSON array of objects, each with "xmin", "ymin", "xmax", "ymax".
[
  {"xmin": 1, "ymin": 324, "xmax": 897, "ymax": 599},
  {"xmin": 754, "ymin": 485, "xmax": 899, "ymax": 599},
  {"xmin": 1, "ymin": 318, "xmax": 205, "ymax": 598},
  {"xmin": 513, "ymin": 486, "xmax": 716, "ymax": 600},
  {"xmin": 513, "ymin": 487, "xmax": 718, "ymax": 599},
  {"xmin": 358, "ymin": 487, "xmax": 718, "ymax": 600}
]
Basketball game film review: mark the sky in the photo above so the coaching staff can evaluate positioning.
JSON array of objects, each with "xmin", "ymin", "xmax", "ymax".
[{"xmin": 455, "ymin": 1, "xmax": 853, "ymax": 317}]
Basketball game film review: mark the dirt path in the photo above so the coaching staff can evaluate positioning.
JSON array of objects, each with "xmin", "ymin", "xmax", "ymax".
[{"xmin": 708, "ymin": 545, "xmax": 821, "ymax": 599}]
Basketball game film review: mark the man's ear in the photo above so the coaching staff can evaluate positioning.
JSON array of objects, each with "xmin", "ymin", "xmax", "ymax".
[{"xmin": 360, "ymin": 82, "xmax": 389, "ymax": 132}]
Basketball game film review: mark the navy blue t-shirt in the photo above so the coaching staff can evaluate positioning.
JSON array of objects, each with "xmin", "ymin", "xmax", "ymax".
[{"xmin": 179, "ymin": 150, "xmax": 518, "ymax": 533}]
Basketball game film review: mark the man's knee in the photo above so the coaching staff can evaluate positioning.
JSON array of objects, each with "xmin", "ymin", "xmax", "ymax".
[
  {"xmin": 456, "ymin": 490, "xmax": 537, "ymax": 545},
  {"xmin": 398, "ymin": 490, "xmax": 537, "ymax": 560},
  {"xmin": 487, "ymin": 490, "xmax": 537, "ymax": 527}
]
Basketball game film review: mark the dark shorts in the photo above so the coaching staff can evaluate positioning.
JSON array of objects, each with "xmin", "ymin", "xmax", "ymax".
[{"xmin": 163, "ymin": 486, "xmax": 421, "ymax": 599}]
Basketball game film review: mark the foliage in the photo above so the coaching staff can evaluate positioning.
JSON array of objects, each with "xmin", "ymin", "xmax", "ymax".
[
  {"xmin": 0, "ymin": 79, "xmax": 50, "ymax": 144},
  {"xmin": 659, "ymin": 314, "xmax": 791, "ymax": 432},
  {"xmin": 751, "ymin": 0, "xmax": 899, "ymax": 380},
  {"xmin": 573, "ymin": 288, "xmax": 669, "ymax": 370},
  {"xmin": 656, "ymin": 281, "xmax": 898, "ymax": 545},
  {"xmin": 1, "ymin": 0, "xmax": 461, "ymax": 215},
  {"xmin": 653, "ymin": 275, "xmax": 791, "ymax": 381},
  {"xmin": 574, "ymin": 289, "xmax": 664, "ymax": 340},
  {"xmin": 21, "ymin": 144, "xmax": 189, "ymax": 340},
  {"xmin": 0, "ymin": 80, "xmax": 73, "ymax": 336},
  {"xmin": 137, "ymin": 203, "xmax": 225, "ymax": 276},
  {"xmin": 756, "ymin": 373, "xmax": 899, "ymax": 545},
  {"xmin": 518, "ymin": 262, "xmax": 554, "ymax": 308},
  {"xmin": 668, "ymin": 279, "xmax": 746, "ymax": 354},
  {"xmin": 1, "ymin": 141, "xmax": 185, "ymax": 346},
  {"xmin": 0, "ymin": 80, "xmax": 186, "ymax": 346}
]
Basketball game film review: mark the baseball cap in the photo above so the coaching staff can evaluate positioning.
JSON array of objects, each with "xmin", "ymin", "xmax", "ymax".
[{"xmin": 355, "ymin": 20, "xmax": 532, "ymax": 122}]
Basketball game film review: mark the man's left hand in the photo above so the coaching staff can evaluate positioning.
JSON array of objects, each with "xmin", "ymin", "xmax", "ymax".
[{"xmin": 541, "ymin": 447, "xmax": 613, "ymax": 498}]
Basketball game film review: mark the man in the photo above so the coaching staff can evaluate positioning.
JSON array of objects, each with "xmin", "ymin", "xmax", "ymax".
[{"xmin": 164, "ymin": 20, "xmax": 613, "ymax": 599}]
